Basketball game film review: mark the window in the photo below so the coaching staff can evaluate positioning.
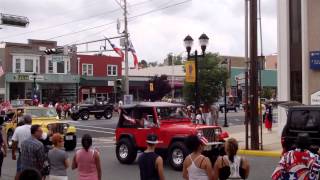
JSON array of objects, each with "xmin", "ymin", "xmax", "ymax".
[
  {"xmin": 48, "ymin": 60, "xmax": 53, "ymax": 73},
  {"xmin": 107, "ymin": 65, "xmax": 117, "ymax": 76},
  {"xmin": 25, "ymin": 59, "xmax": 33, "ymax": 72},
  {"xmin": 82, "ymin": 64, "xmax": 93, "ymax": 76},
  {"xmin": 15, "ymin": 59, "xmax": 21, "ymax": 73},
  {"xmin": 57, "ymin": 61, "xmax": 65, "ymax": 73}
]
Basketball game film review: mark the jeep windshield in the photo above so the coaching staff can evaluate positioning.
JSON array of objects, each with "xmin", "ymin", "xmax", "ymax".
[
  {"xmin": 290, "ymin": 110, "xmax": 320, "ymax": 131},
  {"xmin": 25, "ymin": 108, "xmax": 58, "ymax": 118},
  {"xmin": 156, "ymin": 107, "xmax": 188, "ymax": 120}
]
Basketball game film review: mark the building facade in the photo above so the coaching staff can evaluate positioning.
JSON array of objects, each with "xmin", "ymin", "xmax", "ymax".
[
  {"xmin": 278, "ymin": 0, "xmax": 320, "ymax": 104},
  {"xmin": 0, "ymin": 39, "xmax": 79, "ymax": 103},
  {"xmin": 77, "ymin": 55, "xmax": 122, "ymax": 102}
]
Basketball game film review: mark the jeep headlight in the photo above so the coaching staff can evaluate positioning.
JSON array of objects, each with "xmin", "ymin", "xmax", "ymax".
[
  {"xmin": 197, "ymin": 129, "xmax": 204, "ymax": 137},
  {"xmin": 63, "ymin": 124, "xmax": 69, "ymax": 134}
]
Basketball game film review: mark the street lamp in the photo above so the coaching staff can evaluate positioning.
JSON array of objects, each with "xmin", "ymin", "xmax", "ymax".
[
  {"xmin": 221, "ymin": 60, "xmax": 228, "ymax": 127},
  {"xmin": 32, "ymin": 72, "xmax": 37, "ymax": 101},
  {"xmin": 183, "ymin": 33, "xmax": 209, "ymax": 112}
]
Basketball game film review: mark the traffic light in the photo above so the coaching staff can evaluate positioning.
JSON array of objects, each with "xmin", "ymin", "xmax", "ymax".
[
  {"xmin": 115, "ymin": 79, "xmax": 122, "ymax": 94},
  {"xmin": 44, "ymin": 45, "xmax": 75, "ymax": 55},
  {"xmin": 0, "ymin": 13, "xmax": 29, "ymax": 27},
  {"xmin": 44, "ymin": 48, "xmax": 63, "ymax": 55}
]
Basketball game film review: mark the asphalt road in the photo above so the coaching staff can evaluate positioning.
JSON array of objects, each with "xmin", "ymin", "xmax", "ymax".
[{"xmin": 1, "ymin": 112, "xmax": 279, "ymax": 180}]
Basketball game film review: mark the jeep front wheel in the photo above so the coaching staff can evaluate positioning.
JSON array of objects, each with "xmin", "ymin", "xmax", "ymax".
[
  {"xmin": 104, "ymin": 110, "xmax": 112, "ymax": 119},
  {"xmin": 80, "ymin": 111, "xmax": 90, "ymax": 120},
  {"xmin": 168, "ymin": 142, "xmax": 188, "ymax": 171},
  {"xmin": 7, "ymin": 130, "xmax": 13, "ymax": 149},
  {"xmin": 116, "ymin": 138, "xmax": 137, "ymax": 164}
]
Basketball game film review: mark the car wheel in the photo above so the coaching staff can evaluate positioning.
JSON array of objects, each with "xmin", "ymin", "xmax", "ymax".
[
  {"xmin": 80, "ymin": 111, "xmax": 90, "ymax": 120},
  {"xmin": 168, "ymin": 142, "xmax": 189, "ymax": 171},
  {"xmin": 7, "ymin": 130, "xmax": 13, "ymax": 149},
  {"xmin": 95, "ymin": 114, "xmax": 103, "ymax": 120},
  {"xmin": 71, "ymin": 114, "xmax": 79, "ymax": 121},
  {"xmin": 64, "ymin": 136, "xmax": 77, "ymax": 151},
  {"xmin": 116, "ymin": 138, "xmax": 137, "ymax": 164},
  {"xmin": 104, "ymin": 110, "xmax": 113, "ymax": 119}
]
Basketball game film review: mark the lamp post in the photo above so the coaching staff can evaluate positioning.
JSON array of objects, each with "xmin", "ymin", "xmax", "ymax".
[
  {"xmin": 221, "ymin": 60, "xmax": 228, "ymax": 127},
  {"xmin": 183, "ymin": 33, "xmax": 209, "ymax": 111},
  {"xmin": 32, "ymin": 72, "xmax": 37, "ymax": 100}
]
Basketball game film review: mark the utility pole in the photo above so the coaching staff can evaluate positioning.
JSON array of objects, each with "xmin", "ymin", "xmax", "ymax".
[
  {"xmin": 124, "ymin": 0, "xmax": 129, "ymax": 95},
  {"xmin": 244, "ymin": 0, "xmax": 249, "ymax": 150},
  {"xmin": 249, "ymin": 0, "xmax": 260, "ymax": 150}
]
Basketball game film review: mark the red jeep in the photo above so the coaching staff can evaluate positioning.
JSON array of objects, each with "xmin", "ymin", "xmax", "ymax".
[{"xmin": 115, "ymin": 102, "xmax": 228, "ymax": 170}]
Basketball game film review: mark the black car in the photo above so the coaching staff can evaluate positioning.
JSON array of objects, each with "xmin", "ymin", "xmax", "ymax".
[
  {"xmin": 218, "ymin": 96, "xmax": 239, "ymax": 113},
  {"xmin": 70, "ymin": 98, "xmax": 114, "ymax": 120},
  {"xmin": 281, "ymin": 105, "xmax": 320, "ymax": 153}
]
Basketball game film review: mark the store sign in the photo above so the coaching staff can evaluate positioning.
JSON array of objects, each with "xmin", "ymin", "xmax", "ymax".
[
  {"xmin": 124, "ymin": 95, "xmax": 133, "ymax": 105},
  {"xmin": 108, "ymin": 81, "xmax": 114, "ymax": 86},
  {"xmin": 311, "ymin": 91, "xmax": 320, "ymax": 105},
  {"xmin": 14, "ymin": 74, "xmax": 29, "ymax": 81},
  {"xmin": 81, "ymin": 89, "xmax": 90, "ymax": 94},
  {"xmin": 29, "ymin": 75, "xmax": 44, "ymax": 81},
  {"xmin": 185, "ymin": 60, "xmax": 196, "ymax": 83},
  {"xmin": 310, "ymin": 51, "xmax": 320, "ymax": 70},
  {"xmin": 52, "ymin": 55, "xmax": 64, "ymax": 63}
]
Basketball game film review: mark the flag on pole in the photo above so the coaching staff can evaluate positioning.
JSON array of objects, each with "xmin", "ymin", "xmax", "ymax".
[
  {"xmin": 106, "ymin": 38, "xmax": 124, "ymax": 60},
  {"xmin": 128, "ymin": 40, "xmax": 139, "ymax": 69},
  {"xmin": 0, "ymin": 66, "xmax": 4, "ymax": 77}
]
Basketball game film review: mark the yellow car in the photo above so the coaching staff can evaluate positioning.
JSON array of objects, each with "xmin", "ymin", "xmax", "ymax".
[{"xmin": 4, "ymin": 107, "xmax": 77, "ymax": 151}]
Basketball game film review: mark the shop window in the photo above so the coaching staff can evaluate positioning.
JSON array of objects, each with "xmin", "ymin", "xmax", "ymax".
[
  {"xmin": 15, "ymin": 59, "xmax": 21, "ymax": 73},
  {"xmin": 48, "ymin": 60, "xmax": 53, "ymax": 73},
  {"xmin": 96, "ymin": 93, "xmax": 108, "ymax": 101},
  {"xmin": 82, "ymin": 64, "xmax": 93, "ymax": 76},
  {"xmin": 57, "ymin": 61, "xmax": 65, "ymax": 73},
  {"xmin": 107, "ymin": 65, "xmax": 117, "ymax": 76},
  {"xmin": 25, "ymin": 59, "xmax": 34, "ymax": 72}
]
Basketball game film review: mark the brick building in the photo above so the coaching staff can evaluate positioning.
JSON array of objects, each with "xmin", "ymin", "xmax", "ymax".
[
  {"xmin": 77, "ymin": 55, "xmax": 122, "ymax": 102},
  {"xmin": 0, "ymin": 39, "xmax": 79, "ymax": 103}
]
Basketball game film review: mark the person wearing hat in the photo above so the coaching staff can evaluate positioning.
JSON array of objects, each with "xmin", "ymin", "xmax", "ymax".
[{"xmin": 138, "ymin": 134, "xmax": 165, "ymax": 180}]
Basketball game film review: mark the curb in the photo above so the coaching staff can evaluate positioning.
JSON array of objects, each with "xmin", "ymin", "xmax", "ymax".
[{"xmin": 238, "ymin": 149, "xmax": 281, "ymax": 158}]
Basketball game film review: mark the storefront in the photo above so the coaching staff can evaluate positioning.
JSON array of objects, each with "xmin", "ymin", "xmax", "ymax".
[{"xmin": 5, "ymin": 73, "xmax": 79, "ymax": 103}]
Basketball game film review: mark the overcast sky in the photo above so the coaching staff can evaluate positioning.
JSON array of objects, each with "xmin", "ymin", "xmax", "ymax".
[{"xmin": 0, "ymin": 0, "xmax": 277, "ymax": 65}]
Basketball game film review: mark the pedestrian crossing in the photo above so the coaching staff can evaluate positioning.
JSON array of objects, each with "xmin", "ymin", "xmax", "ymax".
[{"xmin": 75, "ymin": 137, "xmax": 116, "ymax": 150}]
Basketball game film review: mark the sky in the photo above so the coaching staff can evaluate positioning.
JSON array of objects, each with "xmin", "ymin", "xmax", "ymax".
[{"xmin": 0, "ymin": 0, "xmax": 277, "ymax": 65}]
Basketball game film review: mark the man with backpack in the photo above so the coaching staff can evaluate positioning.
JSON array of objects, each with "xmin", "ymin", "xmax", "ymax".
[{"xmin": 271, "ymin": 133, "xmax": 320, "ymax": 180}]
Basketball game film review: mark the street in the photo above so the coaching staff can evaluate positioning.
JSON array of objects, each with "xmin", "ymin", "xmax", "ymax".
[{"xmin": 1, "ymin": 111, "xmax": 279, "ymax": 180}]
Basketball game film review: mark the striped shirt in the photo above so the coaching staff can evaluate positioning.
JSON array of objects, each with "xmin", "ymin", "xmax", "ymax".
[
  {"xmin": 271, "ymin": 149, "xmax": 320, "ymax": 180},
  {"xmin": 20, "ymin": 137, "xmax": 46, "ymax": 172}
]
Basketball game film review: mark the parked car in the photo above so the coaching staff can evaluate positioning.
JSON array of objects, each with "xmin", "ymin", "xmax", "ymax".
[
  {"xmin": 70, "ymin": 98, "xmax": 114, "ymax": 121},
  {"xmin": 4, "ymin": 107, "xmax": 77, "ymax": 151},
  {"xmin": 115, "ymin": 102, "xmax": 229, "ymax": 171},
  {"xmin": 281, "ymin": 105, "xmax": 320, "ymax": 153},
  {"xmin": 218, "ymin": 96, "xmax": 240, "ymax": 112}
]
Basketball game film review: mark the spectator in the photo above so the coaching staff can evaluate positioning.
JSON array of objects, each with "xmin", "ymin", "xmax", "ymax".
[
  {"xmin": 63, "ymin": 103, "xmax": 70, "ymax": 119},
  {"xmin": 72, "ymin": 134, "xmax": 102, "ymax": 180},
  {"xmin": 271, "ymin": 133, "xmax": 320, "ymax": 180},
  {"xmin": 183, "ymin": 135, "xmax": 213, "ymax": 180},
  {"xmin": 264, "ymin": 102, "xmax": 273, "ymax": 132},
  {"xmin": 213, "ymin": 138, "xmax": 250, "ymax": 180},
  {"xmin": 0, "ymin": 124, "xmax": 7, "ymax": 178},
  {"xmin": 19, "ymin": 168, "xmax": 42, "ymax": 180},
  {"xmin": 12, "ymin": 115, "xmax": 32, "ymax": 180},
  {"xmin": 195, "ymin": 109, "xmax": 203, "ymax": 124},
  {"xmin": 48, "ymin": 133, "xmax": 69, "ymax": 180},
  {"xmin": 138, "ymin": 134, "xmax": 165, "ymax": 180},
  {"xmin": 210, "ymin": 104, "xmax": 219, "ymax": 126},
  {"xmin": 55, "ymin": 102, "xmax": 62, "ymax": 119},
  {"xmin": 20, "ymin": 125, "xmax": 46, "ymax": 177}
]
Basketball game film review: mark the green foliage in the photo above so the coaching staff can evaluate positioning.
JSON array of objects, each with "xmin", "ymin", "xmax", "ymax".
[
  {"xmin": 183, "ymin": 53, "xmax": 228, "ymax": 106},
  {"xmin": 142, "ymin": 75, "xmax": 171, "ymax": 102},
  {"xmin": 167, "ymin": 53, "xmax": 183, "ymax": 65},
  {"xmin": 139, "ymin": 60, "xmax": 148, "ymax": 68},
  {"xmin": 261, "ymin": 87, "xmax": 273, "ymax": 99}
]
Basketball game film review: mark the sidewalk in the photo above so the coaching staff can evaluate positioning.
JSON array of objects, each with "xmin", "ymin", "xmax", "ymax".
[{"xmin": 221, "ymin": 123, "xmax": 282, "ymax": 157}]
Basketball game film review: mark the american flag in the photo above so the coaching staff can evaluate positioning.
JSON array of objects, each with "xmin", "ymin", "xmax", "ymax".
[
  {"xmin": 128, "ymin": 40, "xmax": 139, "ymax": 69},
  {"xmin": 107, "ymin": 39, "xmax": 124, "ymax": 60}
]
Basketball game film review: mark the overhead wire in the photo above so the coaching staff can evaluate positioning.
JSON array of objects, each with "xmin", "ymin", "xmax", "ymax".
[
  {"xmin": 53, "ymin": 0, "xmax": 191, "ymax": 42},
  {"xmin": 0, "ymin": 0, "xmax": 153, "ymax": 40}
]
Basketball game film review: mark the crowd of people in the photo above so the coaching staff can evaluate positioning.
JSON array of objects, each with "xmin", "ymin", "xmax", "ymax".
[{"xmin": 1, "ymin": 114, "xmax": 102, "ymax": 180}]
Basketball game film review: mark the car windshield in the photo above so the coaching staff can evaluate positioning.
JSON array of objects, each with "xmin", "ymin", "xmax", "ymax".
[
  {"xmin": 290, "ymin": 110, "xmax": 320, "ymax": 130},
  {"xmin": 25, "ymin": 108, "xmax": 58, "ymax": 118},
  {"xmin": 156, "ymin": 107, "xmax": 188, "ymax": 120}
]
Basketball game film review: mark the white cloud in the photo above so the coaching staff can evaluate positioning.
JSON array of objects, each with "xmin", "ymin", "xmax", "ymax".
[{"xmin": 0, "ymin": 0, "xmax": 277, "ymax": 64}]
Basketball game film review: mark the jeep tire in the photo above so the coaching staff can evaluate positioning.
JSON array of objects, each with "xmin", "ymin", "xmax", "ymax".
[
  {"xmin": 168, "ymin": 141, "xmax": 189, "ymax": 171},
  {"xmin": 116, "ymin": 138, "xmax": 137, "ymax": 164},
  {"xmin": 80, "ymin": 111, "xmax": 90, "ymax": 120},
  {"xmin": 71, "ymin": 114, "xmax": 79, "ymax": 121},
  {"xmin": 104, "ymin": 110, "xmax": 112, "ymax": 119}
]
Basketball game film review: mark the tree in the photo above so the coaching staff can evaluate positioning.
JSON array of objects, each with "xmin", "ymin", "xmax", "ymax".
[
  {"xmin": 183, "ymin": 53, "xmax": 228, "ymax": 106},
  {"xmin": 139, "ymin": 60, "xmax": 148, "ymax": 68},
  {"xmin": 148, "ymin": 61, "xmax": 158, "ymax": 67},
  {"xmin": 142, "ymin": 75, "xmax": 171, "ymax": 101},
  {"xmin": 165, "ymin": 53, "xmax": 183, "ymax": 65}
]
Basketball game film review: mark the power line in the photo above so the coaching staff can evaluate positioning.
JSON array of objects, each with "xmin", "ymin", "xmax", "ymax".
[
  {"xmin": 0, "ymin": 0, "xmax": 153, "ymax": 40},
  {"xmin": 48, "ymin": 0, "xmax": 191, "ymax": 41}
]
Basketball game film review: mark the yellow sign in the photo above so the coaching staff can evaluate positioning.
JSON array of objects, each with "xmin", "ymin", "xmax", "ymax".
[
  {"xmin": 149, "ymin": 83, "xmax": 154, "ymax": 92},
  {"xmin": 185, "ymin": 60, "xmax": 196, "ymax": 83}
]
